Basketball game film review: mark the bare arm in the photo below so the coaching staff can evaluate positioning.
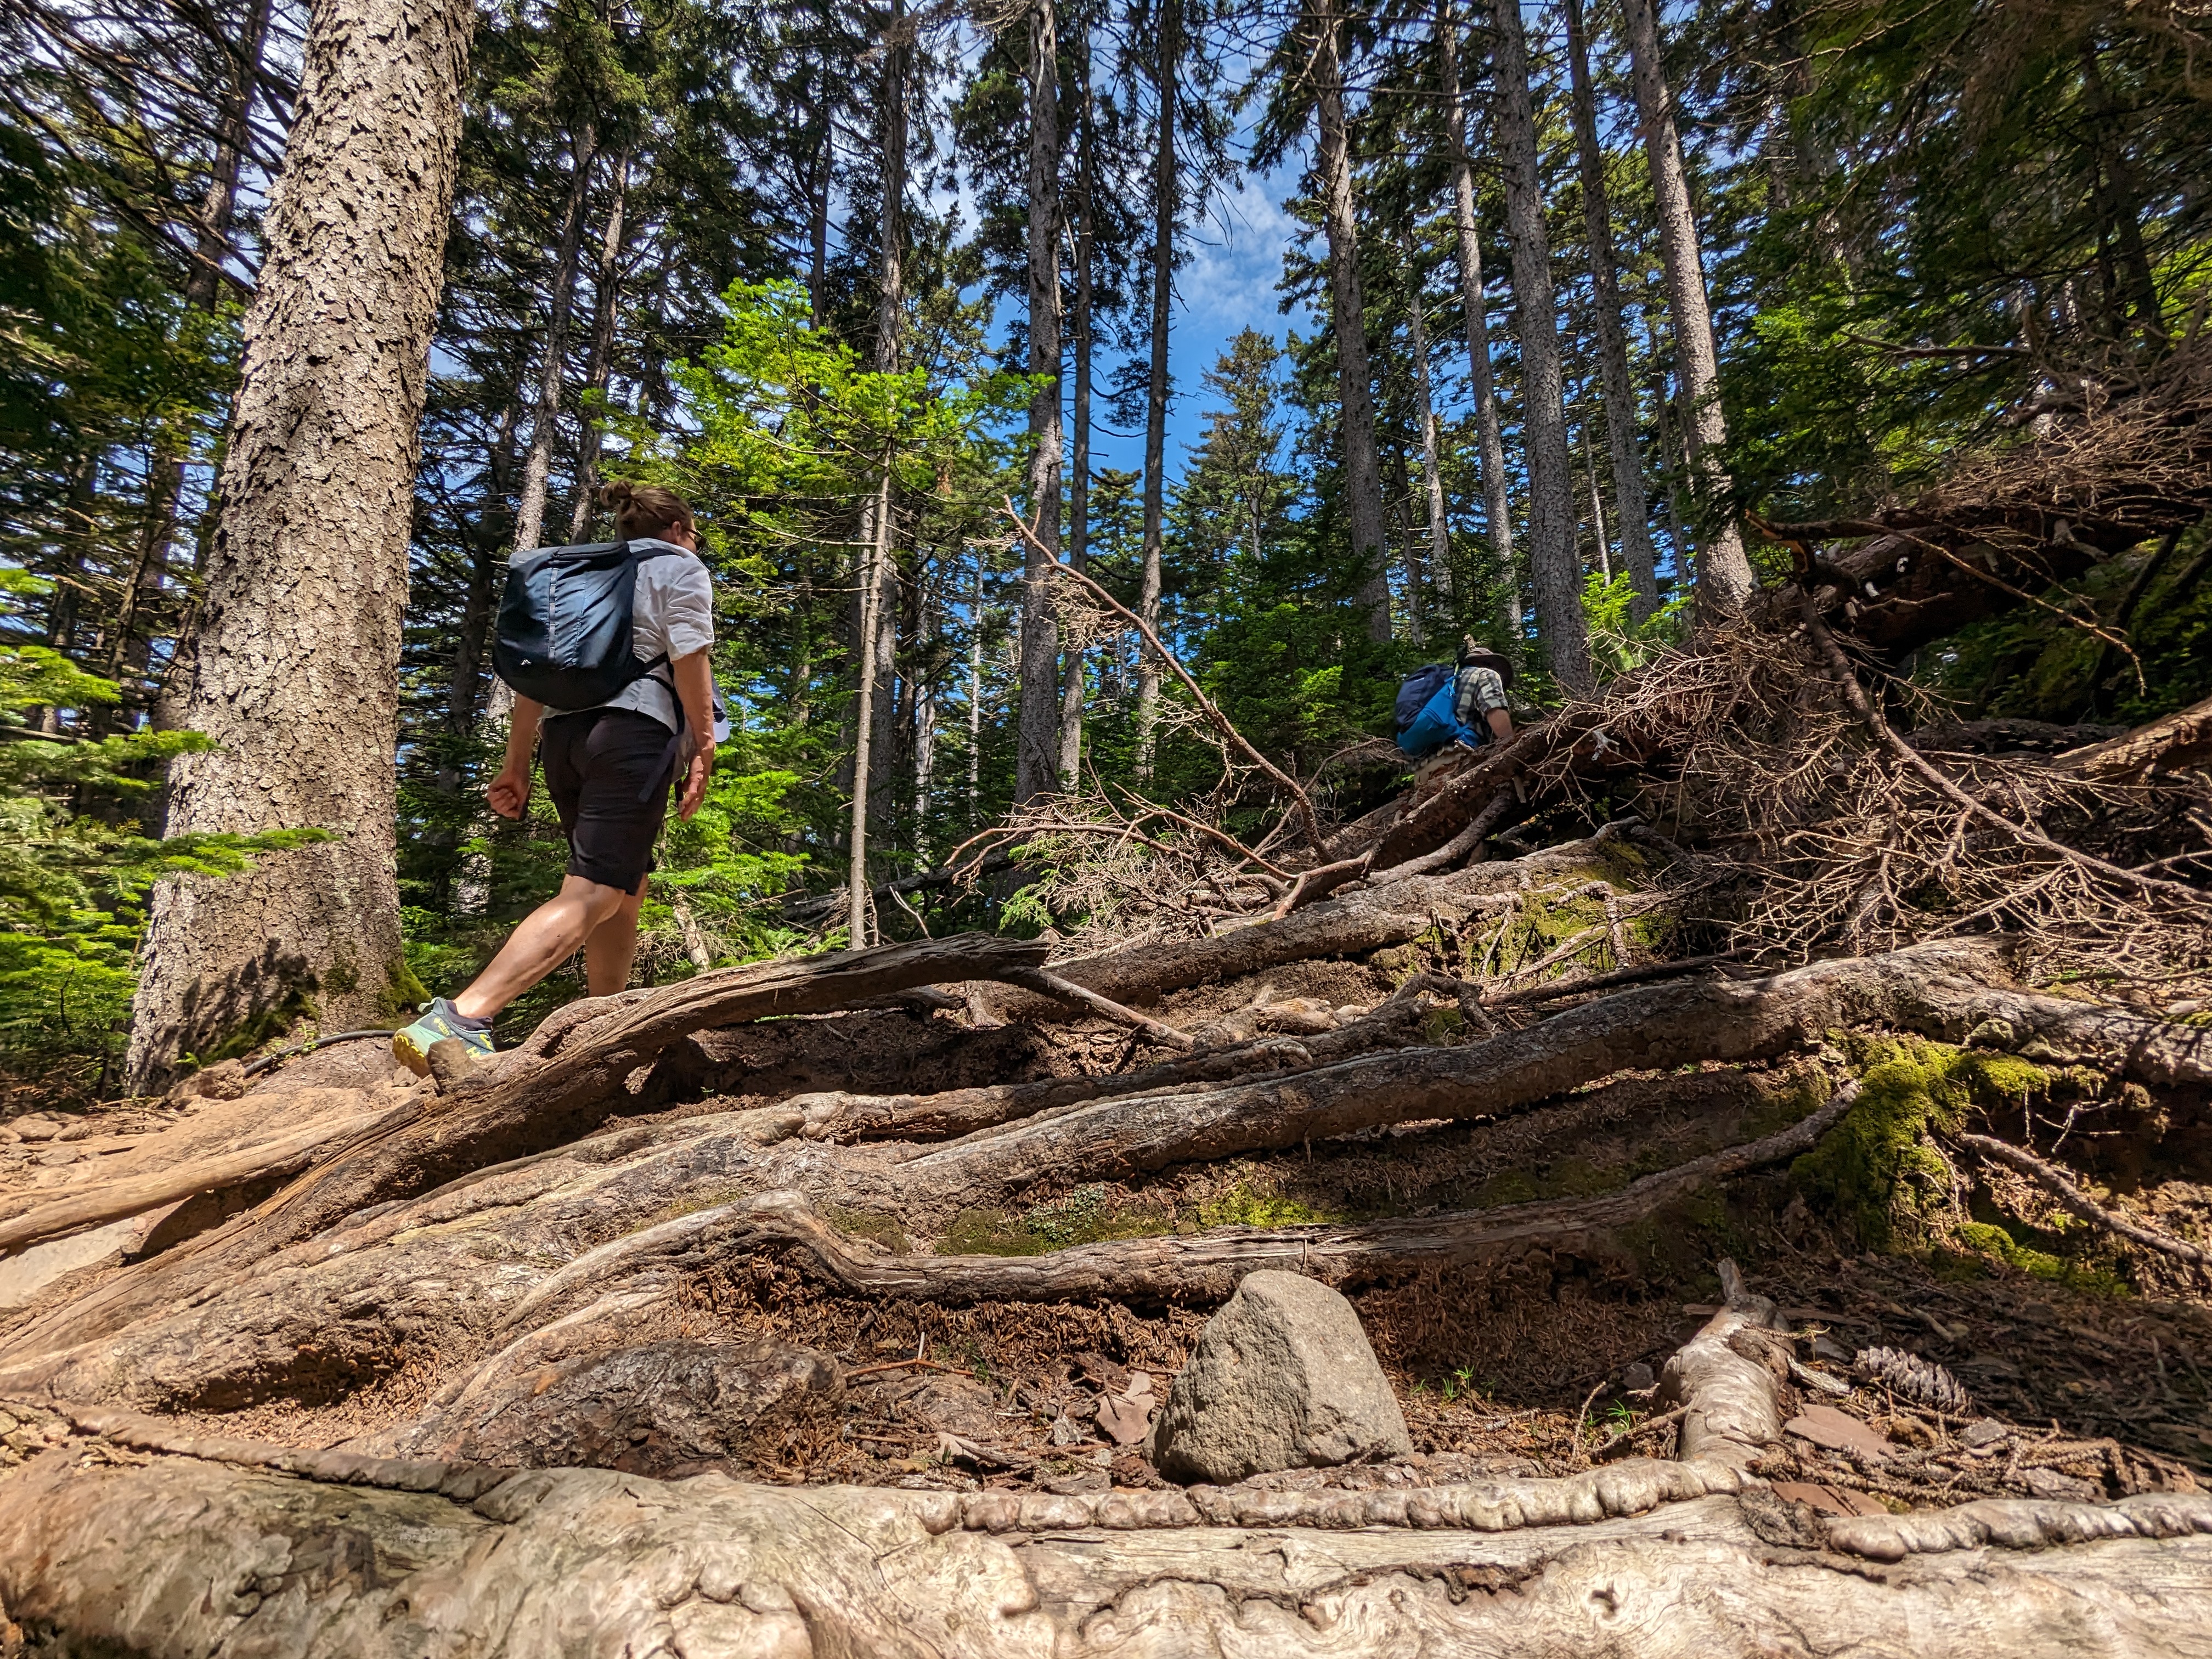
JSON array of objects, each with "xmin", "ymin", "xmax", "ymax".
[
  {"xmin": 1487, "ymin": 708, "xmax": 1513, "ymax": 742},
  {"xmin": 488, "ymin": 697, "xmax": 544, "ymax": 819},
  {"xmin": 672, "ymin": 651, "xmax": 716, "ymax": 820}
]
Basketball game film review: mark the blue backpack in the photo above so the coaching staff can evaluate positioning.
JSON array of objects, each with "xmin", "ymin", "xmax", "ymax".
[
  {"xmin": 1393, "ymin": 663, "xmax": 1455, "ymax": 732},
  {"xmin": 491, "ymin": 540, "xmax": 692, "ymax": 713}
]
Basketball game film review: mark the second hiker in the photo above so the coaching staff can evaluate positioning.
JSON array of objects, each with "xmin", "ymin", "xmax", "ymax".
[{"xmin": 1396, "ymin": 638, "xmax": 1516, "ymax": 761}]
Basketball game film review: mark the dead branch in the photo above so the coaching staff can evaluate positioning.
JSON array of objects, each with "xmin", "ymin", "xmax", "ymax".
[
  {"xmin": 1956, "ymin": 1132, "xmax": 2212, "ymax": 1268},
  {"xmin": 1003, "ymin": 498, "xmax": 1324, "ymax": 850},
  {"xmin": 1798, "ymin": 585, "xmax": 2210, "ymax": 911},
  {"xmin": 998, "ymin": 966, "xmax": 1197, "ymax": 1050}
]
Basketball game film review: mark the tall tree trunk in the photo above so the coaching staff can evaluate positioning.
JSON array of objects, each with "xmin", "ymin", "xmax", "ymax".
[
  {"xmin": 1435, "ymin": 0, "xmax": 1520, "ymax": 646},
  {"xmin": 127, "ymin": 0, "xmax": 475, "ymax": 1087},
  {"xmin": 1132, "ymin": 0, "xmax": 1177, "ymax": 787},
  {"xmin": 807, "ymin": 65, "xmax": 833, "ymax": 330},
  {"xmin": 1383, "ymin": 350, "xmax": 1425, "ymax": 629},
  {"xmin": 1312, "ymin": 0, "xmax": 1392, "ymax": 643},
  {"xmin": 1486, "ymin": 0, "xmax": 1593, "ymax": 693},
  {"xmin": 967, "ymin": 553, "xmax": 984, "ymax": 819},
  {"xmin": 866, "ymin": 26, "xmax": 906, "ymax": 862},
  {"xmin": 1561, "ymin": 0, "xmax": 1659, "ymax": 623},
  {"xmin": 1582, "ymin": 408, "xmax": 1612, "ymax": 582},
  {"xmin": 1619, "ymin": 0, "xmax": 1752, "ymax": 607},
  {"xmin": 847, "ymin": 471, "xmax": 891, "ymax": 947},
  {"xmin": 455, "ymin": 382, "xmax": 528, "ymax": 743},
  {"xmin": 1407, "ymin": 276, "xmax": 1454, "ymax": 612},
  {"xmin": 568, "ymin": 149, "xmax": 632, "ymax": 541},
  {"xmin": 511, "ymin": 119, "xmax": 601, "ymax": 554},
  {"xmin": 852, "ymin": 4, "xmax": 908, "ymax": 935},
  {"xmin": 1058, "ymin": 39, "xmax": 1093, "ymax": 789},
  {"xmin": 1642, "ymin": 302, "xmax": 1693, "ymax": 580},
  {"xmin": 1013, "ymin": 0, "xmax": 1064, "ymax": 805},
  {"xmin": 912, "ymin": 567, "xmax": 937, "ymax": 864}
]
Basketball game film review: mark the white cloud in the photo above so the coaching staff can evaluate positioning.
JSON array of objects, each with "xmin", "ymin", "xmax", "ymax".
[{"xmin": 1176, "ymin": 164, "xmax": 1312, "ymax": 340}]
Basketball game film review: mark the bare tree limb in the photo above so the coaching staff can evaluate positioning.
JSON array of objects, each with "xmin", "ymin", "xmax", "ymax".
[
  {"xmin": 1957, "ymin": 1132, "xmax": 2212, "ymax": 1267},
  {"xmin": 1004, "ymin": 498, "xmax": 1324, "ymax": 850},
  {"xmin": 1798, "ymin": 585, "xmax": 2209, "ymax": 910}
]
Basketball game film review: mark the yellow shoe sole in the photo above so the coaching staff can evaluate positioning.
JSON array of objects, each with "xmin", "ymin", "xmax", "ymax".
[{"xmin": 392, "ymin": 1030, "xmax": 435, "ymax": 1077}]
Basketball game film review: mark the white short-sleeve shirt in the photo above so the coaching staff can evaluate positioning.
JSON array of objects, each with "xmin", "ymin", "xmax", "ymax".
[{"xmin": 544, "ymin": 538, "xmax": 715, "ymax": 732}]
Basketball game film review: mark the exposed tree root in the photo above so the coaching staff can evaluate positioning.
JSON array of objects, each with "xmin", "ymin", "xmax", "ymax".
[
  {"xmin": 0, "ymin": 1091, "xmax": 405, "ymax": 1255},
  {"xmin": 0, "ymin": 934, "xmax": 1052, "ymax": 1366},
  {"xmin": 893, "ymin": 940, "xmax": 2212, "ymax": 1212},
  {"xmin": 482, "ymin": 1086, "xmax": 1857, "ymax": 1318},
  {"xmin": 793, "ymin": 1000, "xmax": 1429, "ymax": 1145},
  {"xmin": 5, "ymin": 1257, "xmax": 2211, "ymax": 1656}
]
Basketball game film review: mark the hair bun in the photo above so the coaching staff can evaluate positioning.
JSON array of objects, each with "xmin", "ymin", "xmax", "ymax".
[{"xmin": 597, "ymin": 479, "xmax": 636, "ymax": 509}]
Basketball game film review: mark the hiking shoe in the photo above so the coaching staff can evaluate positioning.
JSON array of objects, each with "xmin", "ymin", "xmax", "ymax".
[{"xmin": 392, "ymin": 997, "xmax": 495, "ymax": 1076}]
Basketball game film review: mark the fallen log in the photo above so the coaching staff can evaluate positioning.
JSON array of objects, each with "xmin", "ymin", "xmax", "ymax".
[{"xmin": 2059, "ymin": 693, "xmax": 2212, "ymax": 782}]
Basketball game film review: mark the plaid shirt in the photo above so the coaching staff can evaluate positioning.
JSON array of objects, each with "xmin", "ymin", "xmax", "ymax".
[{"xmin": 1452, "ymin": 665, "xmax": 1509, "ymax": 728}]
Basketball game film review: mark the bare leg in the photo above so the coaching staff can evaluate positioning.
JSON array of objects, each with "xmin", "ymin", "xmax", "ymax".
[
  {"xmin": 584, "ymin": 877, "xmax": 648, "ymax": 997},
  {"xmin": 453, "ymin": 874, "xmax": 630, "ymax": 1022}
]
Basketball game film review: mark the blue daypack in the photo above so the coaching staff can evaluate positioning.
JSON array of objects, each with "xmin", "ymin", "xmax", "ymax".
[
  {"xmin": 1393, "ymin": 663, "xmax": 1454, "ymax": 732},
  {"xmin": 491, "ymin": 540, "xmax": 692, "ymax": 712},
  {"xmin": 1397, "ymin": 677, "xmax": 1481, "ymax": 758}
]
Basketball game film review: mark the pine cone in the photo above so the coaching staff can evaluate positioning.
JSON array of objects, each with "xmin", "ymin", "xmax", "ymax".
[{"xmin": 1854, "ymin": 1346, "xmax": 1970, "ymax": 1414}]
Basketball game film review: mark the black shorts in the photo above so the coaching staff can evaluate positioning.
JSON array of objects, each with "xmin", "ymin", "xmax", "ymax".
[{"xmin": 539, "ymin": 708, "xmax": 678, "ymax": 895}]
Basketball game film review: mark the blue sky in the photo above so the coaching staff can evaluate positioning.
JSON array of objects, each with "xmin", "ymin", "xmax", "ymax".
[{"xmin": 1079, "ymin": 162, "xmax": 1314, "ymax": 481}]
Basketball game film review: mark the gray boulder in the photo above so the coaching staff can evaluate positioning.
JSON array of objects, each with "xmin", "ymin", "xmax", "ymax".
[{"xmin": 1147, "ymin": 1270, "xmax": 1412, "ymax": 1483}]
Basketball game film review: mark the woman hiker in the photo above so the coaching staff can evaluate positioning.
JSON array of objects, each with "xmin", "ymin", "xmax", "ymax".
[{"xmin": 393, "ymin": 481, "xmax": 717, "ymax": 1074}]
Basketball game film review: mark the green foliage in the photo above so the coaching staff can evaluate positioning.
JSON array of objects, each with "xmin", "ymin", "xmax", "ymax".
[
  {"xmin": 0, "ymin": 648, "xmax": 327, "ymax": 1074},
  {"xmin": 1582, "ymin": 572, "xmax": 1689, "ymax": 679}
]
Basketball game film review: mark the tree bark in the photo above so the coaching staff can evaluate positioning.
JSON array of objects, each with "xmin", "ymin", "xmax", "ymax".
[
  {"xmin": 1312, "ymin": 0, "xmax": 1393, "ymax": 643},
  {"xmin": 566, "ymin": 148, "xmax": 632, "ymax": 541},
  {"xmin": 1620, "ymin": 0, "xmax": 1754, "ymax": 606},
  {"xmin": 1407, "ymin": 279, "xmax": 1455, "ymax": 612},
  {"xmin": 1486, "ymin": 0, "xmax": 1593, "ymax": 692},
  {"xmin": 1562, "ymin": 0, "xmax": 1661, "ymax": 623},
  {"xmin": 1133, "ymin": 0, "xmax": 1177, "ymax": 786},
  {"xmin": 126, "ymin": 0, "xmax": 477, "ymax": 1088},
  {"xmin": 1059, "ymin": 36, "xmax": 1093, "ymax": 789},
  {"xmin": 511, "ymin": 120, "xmax": 601, "ymax": 555},
  {"xmin": 1436, "ymin": 0, "xmax": 1522, "ymax": 645},
  {"xmin": 1014, "ymin": 0, "xmax": 1065, "ymax": 805}
]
